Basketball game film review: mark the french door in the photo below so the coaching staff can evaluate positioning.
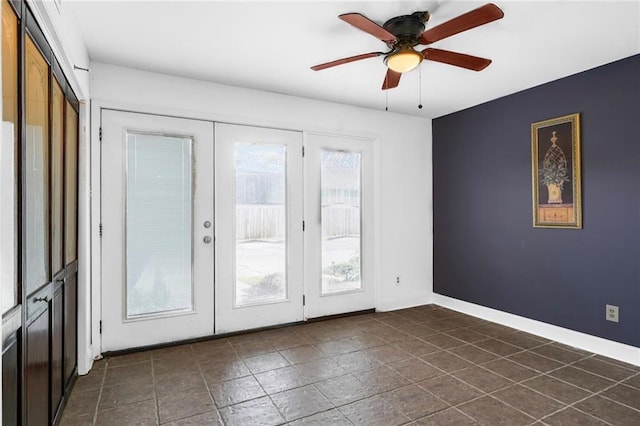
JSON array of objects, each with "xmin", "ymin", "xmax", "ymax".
[
  {"xmin": 100, "ymin": 115, "xmax": 375, "ymax": 349},
  {"xmin": 215, "ymin": 126, "xmax": 375, "ymax": 330},
  {"xmin": 101, "ymin": 110, "xmax": 214, "ymax": 351},
  {"xmin": 304, "ymin": 133, "xmax": 375, "ymax": 318},
  {"xmin": 215, "ymin": 124, "xmax": 304, "ymax": 333}
]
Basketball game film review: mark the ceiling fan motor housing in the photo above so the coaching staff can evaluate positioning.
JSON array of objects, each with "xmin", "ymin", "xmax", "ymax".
[{"xmin": 383, "ymin": 11, "xmax": 430, "ymax": 48}]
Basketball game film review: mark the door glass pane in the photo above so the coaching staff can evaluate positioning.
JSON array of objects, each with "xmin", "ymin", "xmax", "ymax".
[
  {"xmin": 1, "ymin": 0, "xmax": 18, "ymax": 313},
  {"xmin": 64, "ymin": 103, "xmax": 78, "ymax": 264},
  {"xmin": 321, "ymin": 150, "xmax": 362, "ymax": 294},
  {"xmin": 25, "ymin": 35, "xmax": 50, "ymax": 294},
  {"xmin": 235, "ymin": 143, "xmax": 287, "ymax": 306},
  {"xmin": 125, "ymin": 132, "xmax": 193, "ymax": 318},
  {"xmin": 51, "ymin": 80, "xmax": 64, "ymax": 275}
]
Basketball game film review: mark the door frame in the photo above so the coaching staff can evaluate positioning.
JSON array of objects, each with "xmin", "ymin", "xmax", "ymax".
[{"xmin": 89, "ymin": 101, "xmax": 381, "ymax": 362}]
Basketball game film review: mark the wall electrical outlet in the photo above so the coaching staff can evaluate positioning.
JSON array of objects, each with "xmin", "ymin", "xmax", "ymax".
[
  {"xmin": 396, "ymin": 276, "xmax": 400, "ymax": 285},
  {"xmin": 605, "ymin": 304, "xmax": 619, "ymax": 323}
]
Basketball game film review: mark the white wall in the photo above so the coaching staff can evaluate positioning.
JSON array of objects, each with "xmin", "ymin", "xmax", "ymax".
[{"xmin": 87, "ymin": 62, "xmax": 433, "ymax": 365}]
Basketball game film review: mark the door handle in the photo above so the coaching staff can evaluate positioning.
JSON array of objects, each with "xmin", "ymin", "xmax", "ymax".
[
  {"xmin": 34, "ymin": 296, "xmax": 49, "ymax": 303},
  {"xmin": 203, "ymin": 236, "xmax": 212, "ymax": 244}
]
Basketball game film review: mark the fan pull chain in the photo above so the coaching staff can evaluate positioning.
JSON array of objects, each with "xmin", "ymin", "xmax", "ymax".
[
  {"xmin": 418, "ymin": 64, "xmax": 423, "ymax": 110},
  {"xmin": 385, "ymin": 89, "xmax": 388, "ymax": 111}
]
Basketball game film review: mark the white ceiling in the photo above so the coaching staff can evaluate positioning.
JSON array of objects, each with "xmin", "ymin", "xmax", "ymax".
[{"xmin": 70, "ymin": 0, "xmax": 640, "ymax": 118}]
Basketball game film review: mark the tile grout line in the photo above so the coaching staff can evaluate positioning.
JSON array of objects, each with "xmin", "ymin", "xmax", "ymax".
[
  {"xmin": 395, "ymin": 312, "xmax": 600, "ymax": 424},
  {"xmin": 289, "ymin": 312, "xmax": 628, "ymax": 425},
  {"xmin": 381, "ymin": 313, "xmax": 601, "ymax": 424},
  {"xmin": 284, "ymin": 340, "xmax": 375, "ymax": 420},
  {"xmin": 567, "ymin": 355, "xmax": 640, "ymax": 383},
  {"xmin": 562, "ymin": 366, "xmax": 640, "ymax": 415},
  {"xmin": 433, "ymin": 320, "xmax": 638, "ymax": 424},
  {"xmin": 526, "ymin": 353, "xmax": 640, "ymax": 419},
  {"xmin": 372, "ymin": 311, "xmax": 563, "ymax": 423},
  {"xmin": 275, "ymin": 336, "xmax": 358, "ymax": 425},
  {"xmin": 533, "ymin": 367, "xmax": 631, "ymax": 426},
  {"xmin": 479, "ymin": 347, "xmax": 640, "ymax": 424},
  {"xmin": 251, "ymin": 353, "xmax": 289, "ymax": 425},
  {"xmin": 460, "ymin": 339, "xmax": 637, "ymax": 424},
  {"xmin": 272, "ymin": 320, "xmax": 468, "ymax": 422},
  {"xmin": 359, "ymin": 314, "xmax": 541, "ymax": 423},
  {"xmin": 150, "ymin": 352, "xmax": 160, "ymax": 425},
  {"xmin": 241, "ymin": 334, "xmax": 355, "ymax": 425},
  {"xmin": 203, "ymin": 340, "xmax": 240, "ymax": 422},
  {"xmin": 91, "ymin": 362, "xmax": 107, "ymax": 426},
  {"xmin": 366, "ymin": 309, "xmax": 638, "ymax": 423},
  {"xmin": 419, "ymin": 357, "xmax": 538, "ymax": 424},
  {"xmin": 192, "ymin": 342, "xmax": 226, "ymax": 425},
  {"xmin": 346, "ymin": 319, "xmax": 529, "ymax": 424},
  {"xmin": 272, "ymin": 322, "xmax": 442, "ymax": 423}
]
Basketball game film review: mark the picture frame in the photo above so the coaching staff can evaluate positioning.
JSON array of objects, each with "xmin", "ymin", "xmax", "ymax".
[{"xmin": 531, "ymin": 113, "xmax": 582, "ymax": 228}]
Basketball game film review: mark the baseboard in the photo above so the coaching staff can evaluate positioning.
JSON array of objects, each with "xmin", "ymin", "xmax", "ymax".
[
  {"xmin": 377, "ymin": 294, "xmax": 432, "ymax": 312},
  {"xmin": 433, "ymin": 294, "xmax": 640, "ymax": 367},
  {"xmin": 77, "ymin": 345, "xmax": 96, "ymax": 375}
]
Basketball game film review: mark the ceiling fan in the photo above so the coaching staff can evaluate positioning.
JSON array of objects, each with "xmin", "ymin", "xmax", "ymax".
[{"xmin": 311, "ymin": 3, "xmax": 504, "ymax": 90}]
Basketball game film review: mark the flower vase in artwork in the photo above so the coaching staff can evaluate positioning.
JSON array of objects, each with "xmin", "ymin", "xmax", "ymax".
[{"xmin": 545, "ymin": 183, "xmax": 562, "ymax": 204}]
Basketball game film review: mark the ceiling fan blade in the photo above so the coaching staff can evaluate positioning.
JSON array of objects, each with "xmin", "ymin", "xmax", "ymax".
[
  {"xmin": 418, "ymin": 3, "xmax": 504, "ymax": 45},
  {"xmin": 339, "ymin": 13, "xmax": 397, "ymax": 43},
  {"xmin": 311, "ymin": 52, "xmax": 382, "ymax": 71},
  {"xmin": 381, "ymin": 69, "xmax": 401, "ymax": 90},
  {"xmin": 422, "ymin": 48, "xmax": 492, "ymax": 71}
]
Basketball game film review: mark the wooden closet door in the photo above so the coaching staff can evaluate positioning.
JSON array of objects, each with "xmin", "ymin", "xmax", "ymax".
[
  {"xmin": 50, "ymin": 76, "xmax": 65, "ymax": 420},
  {"xmin": 24, "ymin": 27, "xmax": 51, "ymax": 426},
  {"xmin": 64, "ymin": 102, "xmax": 79, "ymax": 385},
  {"xmin": 1, "ymin": 0, "xmax": 21, "ymax": 422}
]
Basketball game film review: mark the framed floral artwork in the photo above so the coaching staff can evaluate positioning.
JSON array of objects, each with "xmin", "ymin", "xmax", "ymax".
[{"xmin": 531, "ymin": 113, "xmax": 582, "ymax": 228}]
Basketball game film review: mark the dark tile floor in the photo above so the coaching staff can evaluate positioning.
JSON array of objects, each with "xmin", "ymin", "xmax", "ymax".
[{"xmin": 60, "ymin": 305, "xmax": 640, "ymax": 425}]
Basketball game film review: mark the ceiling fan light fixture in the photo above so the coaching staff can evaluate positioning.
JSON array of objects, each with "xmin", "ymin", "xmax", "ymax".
[{"xmin": 385, "ymin": 47, "xmax": 423, "ymax": 73}]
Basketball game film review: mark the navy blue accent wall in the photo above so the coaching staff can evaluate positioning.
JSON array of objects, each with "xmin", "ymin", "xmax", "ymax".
[{"xmin": 432, "ymin": 55, "xmax": 640, "ymax": 347}]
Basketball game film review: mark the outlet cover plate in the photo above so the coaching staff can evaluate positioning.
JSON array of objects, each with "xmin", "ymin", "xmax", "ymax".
[{"xmin": 606, "ymin": 304, "xmax": 619, "ymax": 323}]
